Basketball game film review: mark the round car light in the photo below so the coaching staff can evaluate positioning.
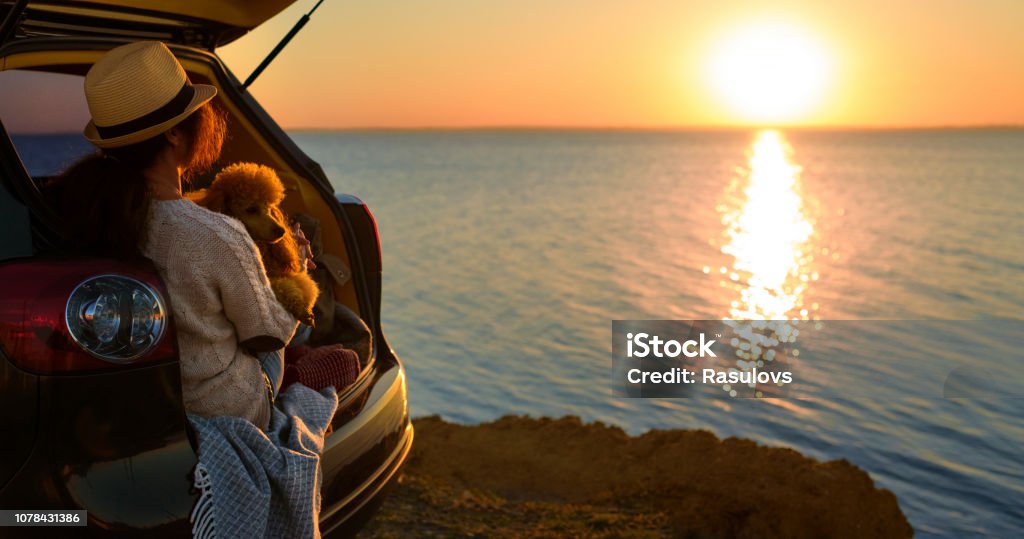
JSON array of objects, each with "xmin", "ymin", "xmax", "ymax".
[{"xmin": 65, "ymin": 275, "xmax": 167, "ymax": 362}]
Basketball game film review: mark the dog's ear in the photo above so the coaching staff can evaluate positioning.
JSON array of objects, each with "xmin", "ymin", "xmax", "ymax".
[
  {"xmin": 269, "ymin": 206, "xmax": 288, "ymax": 228},
  {"xmin": 265, "ymin": 234, "xmax": 302, "ymax": 273}
]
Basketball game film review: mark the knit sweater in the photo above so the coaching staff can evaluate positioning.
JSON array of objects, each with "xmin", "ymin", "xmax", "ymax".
[{"xmin": 141, "ymin": 198, "xmax": 298, "ymax": 430}]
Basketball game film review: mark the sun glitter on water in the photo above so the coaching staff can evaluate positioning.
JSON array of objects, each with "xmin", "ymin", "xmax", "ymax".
[
  {"xmin": 702, "ymin": 130, "xmax": 820, "ymax": 398},
  {"xmin": 721, "ymin": 130, "xmax": 816, "ymax": 321}
]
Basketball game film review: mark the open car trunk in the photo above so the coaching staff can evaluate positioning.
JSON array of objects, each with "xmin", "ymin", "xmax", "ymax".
[
  {"xmin": 1, "ymin": 41, "xmax": 386, "ymax": 401},
  {"xmin": 3, "ymin": 0, "xmax": 298, "ymax": 49}
]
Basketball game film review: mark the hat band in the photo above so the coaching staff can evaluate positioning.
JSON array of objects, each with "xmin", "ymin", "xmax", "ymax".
[{"xmin": 94, "ymin": 82, "xmax": 196, "ymax": 140}]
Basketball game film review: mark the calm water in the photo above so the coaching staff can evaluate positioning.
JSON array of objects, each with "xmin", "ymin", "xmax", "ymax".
[
  {"xmin": 15, "ymin": 129, "xmax": 1024, "ymax": 536},
  {"xmin": 295, "ymin": 129, "xmax": 1023, "ymax": 538}
]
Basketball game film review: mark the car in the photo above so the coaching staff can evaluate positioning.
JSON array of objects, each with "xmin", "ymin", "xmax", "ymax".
[{"xmin": 0, "ymin": 1, "xmax": 412, "ymax": 536}]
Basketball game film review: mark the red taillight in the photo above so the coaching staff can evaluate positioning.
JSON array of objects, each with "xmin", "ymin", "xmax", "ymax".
[
  {"xmin": 337, "ymin": 193, "xmax": 383, "ymax": 273},
  {"xmin": 0, "ymin": 259, "xmax": 177, "ymax": 374},
  {"xmin": 362, "ymin": 202, "xmax": 383, "ymax": 272}
]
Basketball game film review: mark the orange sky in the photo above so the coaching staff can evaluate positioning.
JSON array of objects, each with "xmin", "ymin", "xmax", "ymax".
[
  {"xmin": 215, "ymin": 0, "xmax": 1024, "ymax": 129},
  {"xmin": 1, "ymin": 0, "xmax": 1022, "ymax": 131}
]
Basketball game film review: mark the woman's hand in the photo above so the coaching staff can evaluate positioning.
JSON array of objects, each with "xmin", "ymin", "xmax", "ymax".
[{"xmin": 292, "ymin": 222, "xmax": 317, "ymax": 271}]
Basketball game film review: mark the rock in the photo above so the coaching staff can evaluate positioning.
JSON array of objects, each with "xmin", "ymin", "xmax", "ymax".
[{"xmin": 363, "ymin": 415, "xmax": 912, "ymax": 538}]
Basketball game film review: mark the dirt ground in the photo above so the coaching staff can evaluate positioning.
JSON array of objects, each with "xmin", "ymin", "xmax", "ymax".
[{"xmin": 361, "ymin": 415, "xmax": 912, "ymax": 538}]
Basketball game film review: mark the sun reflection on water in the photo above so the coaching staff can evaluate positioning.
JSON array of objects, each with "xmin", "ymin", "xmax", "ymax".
[
  {"xmin": 722, "ymin": 130, "xmax": 815, "ymax": 321},
  {"xmin": 708, "ymin": 130, "xmax": 820, "ymax": 399}
]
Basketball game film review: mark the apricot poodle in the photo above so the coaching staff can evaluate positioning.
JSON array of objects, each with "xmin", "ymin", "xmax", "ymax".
[{"xmin": 188, "ymin": 162, "xmax": 319, "ymax": 326}]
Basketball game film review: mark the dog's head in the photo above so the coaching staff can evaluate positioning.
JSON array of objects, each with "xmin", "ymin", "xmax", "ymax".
[{"xmin": 199, "ymin": 162, "xmax": 289, "ymax": 243}]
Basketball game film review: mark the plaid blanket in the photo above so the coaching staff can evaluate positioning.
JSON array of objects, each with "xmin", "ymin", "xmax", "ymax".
[{"xmin": 187, "ymin": 383, "xmax": 339, "ymax": 538}]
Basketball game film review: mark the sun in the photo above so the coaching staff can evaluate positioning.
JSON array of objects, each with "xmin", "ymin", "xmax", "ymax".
[{"xmin": 705, "ymin": 20, "xmax": 833, "ymax": 124}]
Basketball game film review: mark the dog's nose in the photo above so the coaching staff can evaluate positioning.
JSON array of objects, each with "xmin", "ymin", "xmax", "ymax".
[{"xmin": 273, "ymin": 225, "xmax": 286, "ymax": 238}]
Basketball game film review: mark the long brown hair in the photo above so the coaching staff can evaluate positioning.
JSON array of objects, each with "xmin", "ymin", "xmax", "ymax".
[{"xmin": 48, "ymin": 103, "xmax": 227, "ymax": 259}]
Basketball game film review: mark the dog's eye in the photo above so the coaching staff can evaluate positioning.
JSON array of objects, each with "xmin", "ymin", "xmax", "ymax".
[{"xmin": 246, "ymin": 206, "xmax": 259, "ymax": 214}]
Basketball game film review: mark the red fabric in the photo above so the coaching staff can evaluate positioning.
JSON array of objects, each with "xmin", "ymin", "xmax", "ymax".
[{"xmin": 282, "ymin": 344, "xmax": 361, "ymax": 392}]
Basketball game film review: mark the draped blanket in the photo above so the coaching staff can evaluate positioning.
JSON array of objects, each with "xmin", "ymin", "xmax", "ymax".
[{"xmin": 188, "ymin": 384, "xmax": 338, "ymax": 538}]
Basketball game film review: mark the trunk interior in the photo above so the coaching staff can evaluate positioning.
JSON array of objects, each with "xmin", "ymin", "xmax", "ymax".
[{"xmin": 0, "ymin": 45, "xmax": 379, "ymax": 411}]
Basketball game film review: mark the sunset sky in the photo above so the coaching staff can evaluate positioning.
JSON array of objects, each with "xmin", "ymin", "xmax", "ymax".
[
  {"xmin": 3, "ymin": 0, "xmax": 1024, "ymax": 131},
  {"xmin": 217, "ymin": 0, "xmax": 1024, "ymax": 129}
]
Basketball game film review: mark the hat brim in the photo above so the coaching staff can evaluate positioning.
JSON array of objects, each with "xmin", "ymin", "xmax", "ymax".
[{"xmin": 83, "ymin": 84, "xmax": 218, "ymax": 149}]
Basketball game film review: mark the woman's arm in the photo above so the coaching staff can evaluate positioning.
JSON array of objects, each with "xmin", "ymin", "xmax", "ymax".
[{"xmin": 213, "ymin": 219, "xmax": 299, "ymax": 352}]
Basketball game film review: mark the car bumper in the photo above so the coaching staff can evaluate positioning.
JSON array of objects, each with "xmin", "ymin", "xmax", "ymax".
[
  {"xmin": 0, "ymin": 352, "xmax": 411, "ymax": 537},
  {"xmin": 320, "ymin": 354, "xmax": 413, "ymax": 536}
]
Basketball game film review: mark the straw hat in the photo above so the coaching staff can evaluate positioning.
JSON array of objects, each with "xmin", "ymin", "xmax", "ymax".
[{"xmin": 83, "ymin": 41, "xmax": 217, "ymax": 148}]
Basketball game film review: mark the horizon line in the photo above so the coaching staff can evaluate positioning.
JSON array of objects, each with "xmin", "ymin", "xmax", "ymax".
[
  {"xmin": 9, "ymin": 124, "xmax": 1024, "ymax": 136},
  {"xmin": 285, "ymin": 123, "xmax": 1024, "ymax": 132}
]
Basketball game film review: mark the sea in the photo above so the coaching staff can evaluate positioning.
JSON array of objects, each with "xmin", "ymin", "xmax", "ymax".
[{"xmin": 14, "ymin": 129, "xmax": 1024, "ymax": 537}]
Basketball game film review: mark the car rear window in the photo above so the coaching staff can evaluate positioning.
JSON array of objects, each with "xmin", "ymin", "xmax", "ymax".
[{"xmin": 0, "ymin": 69, "xmax": 95, "ymax": 178}]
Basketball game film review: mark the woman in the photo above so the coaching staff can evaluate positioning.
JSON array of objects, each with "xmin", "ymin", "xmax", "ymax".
[{"xmin": 49, "ymin": 41, "xmax": 298, "ymax": 430}]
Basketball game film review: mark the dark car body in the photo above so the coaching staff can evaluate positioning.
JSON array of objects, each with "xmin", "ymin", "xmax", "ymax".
[{"xmin": 0, "ymin": 1, "xmax": 411, "ymax": 536}]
